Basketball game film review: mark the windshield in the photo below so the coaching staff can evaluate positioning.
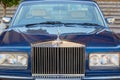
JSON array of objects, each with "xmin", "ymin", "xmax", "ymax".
[{"xmin": 12, "ymin": 2, "xmax": 105, "ymax": 27}]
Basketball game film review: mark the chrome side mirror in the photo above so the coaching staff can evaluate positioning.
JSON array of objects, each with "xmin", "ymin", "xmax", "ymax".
[
  {"xmin": 0, "ymin": 20, "xmax": 8, "ymax": 29},
  {"xmin": 106, "ymin": 17, "xmax": 115, "ymax": 24},
  {"xmin": 2, "ymin": 17, "xmax": 12, "ymax": 23},
  {"xmin": 0, "ymin": 20, "xmax": 7, "ymax": 34}
]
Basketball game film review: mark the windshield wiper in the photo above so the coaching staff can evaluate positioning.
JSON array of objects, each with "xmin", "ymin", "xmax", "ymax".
[
  {"xmin": 26, "ymin": 21, "xmax": 102, "ymax": 26},
  {"xmin": 76, "ymin": 23, "xmax": 105, "ymax": 34},
  {"xmin": 80, "ymin": 23, "xmax": 103, "ymax": 27},
  {"xmin": 26, "ymin": 21, "xmax": 63, "ymax": 27},
  {"xmin": 40, "ymin": 21, "xmax": 63, "ymax": 24}
]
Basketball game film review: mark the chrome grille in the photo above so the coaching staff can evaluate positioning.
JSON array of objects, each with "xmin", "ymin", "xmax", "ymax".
[{"xmin": 32, "ymin": 47, "xmax": 85, "ymax": 75}]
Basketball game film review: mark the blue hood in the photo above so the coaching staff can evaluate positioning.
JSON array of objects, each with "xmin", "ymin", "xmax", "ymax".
[{"xmin": 0, "ymin": 26, "xmax": 119, "ymax": 47}]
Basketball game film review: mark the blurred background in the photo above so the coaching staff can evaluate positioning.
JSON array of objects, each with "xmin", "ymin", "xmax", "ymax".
[{"xmin": 0, "ymin": 0, "xmax": 120, "ymax": 32}]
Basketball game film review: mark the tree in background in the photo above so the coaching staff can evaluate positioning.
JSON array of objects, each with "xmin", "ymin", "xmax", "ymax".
[{"xmin": 0, "ymin": 0, "xmax": 20, "ymax": 17}]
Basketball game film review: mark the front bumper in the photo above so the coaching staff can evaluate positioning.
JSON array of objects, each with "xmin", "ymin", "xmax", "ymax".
[
  {"xmin": 1, "ymin": 76, "xmax": 120, "ymax": 80},
  {"xmin": 0, "ymin": 76, "xmax": 33, "ymax": 80}
]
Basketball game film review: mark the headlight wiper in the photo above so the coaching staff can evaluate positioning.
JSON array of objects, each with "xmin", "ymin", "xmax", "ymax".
[{"xmin": 26, "ymin": 21, "xmax": 63, "ymax": 27}]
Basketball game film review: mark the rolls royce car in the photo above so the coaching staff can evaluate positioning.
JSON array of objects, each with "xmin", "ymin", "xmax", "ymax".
[{"xmin": 0, "ymin": 0, "xmax": 120, "ymax": 80}]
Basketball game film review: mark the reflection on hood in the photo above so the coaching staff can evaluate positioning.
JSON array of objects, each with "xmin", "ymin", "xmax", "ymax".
[
  {"xmin": 0, "ymin": 26, "xmax": 119, "ymax": 47},
  {"xmin": 12, "ymin": 25, "xmax": 97, "ymax": 35}
]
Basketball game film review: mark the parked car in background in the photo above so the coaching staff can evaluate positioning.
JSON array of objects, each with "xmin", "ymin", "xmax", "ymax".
[{"xmin": 0, "ymin": 0, "xmax": 120, "ymax": 80}]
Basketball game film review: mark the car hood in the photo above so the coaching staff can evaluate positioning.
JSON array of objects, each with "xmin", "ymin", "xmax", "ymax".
[{"xmin": 0, "ymin": 26, "xmax": 119, "ymax": 47}]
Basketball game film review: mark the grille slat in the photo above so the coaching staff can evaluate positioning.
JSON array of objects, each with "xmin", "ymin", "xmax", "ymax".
[{"xmin": 32, "ymin": 47, "xmax": 85, "ymax": 75}]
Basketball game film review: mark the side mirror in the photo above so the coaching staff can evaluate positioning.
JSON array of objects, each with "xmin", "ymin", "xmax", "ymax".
[
  {"xmin": 0, "ymin": 21, "xmax": 8, "ymax": 30},
  {"xmin": 106, "ymin": 17, "xmax": 115, "ymax": 24},
  {"xmin": 2, "ymin": 17, "xmax": 12, "ymax": 23},
  {"xmin": 0, "ymin": 21, "xmax": 7, "ymax": 34}
]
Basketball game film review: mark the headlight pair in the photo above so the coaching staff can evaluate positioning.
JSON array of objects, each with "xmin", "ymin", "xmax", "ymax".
[
  {"xmin": 0, "ymin": 52, "xmax": 28, "ymax": 69},
  {"xmin": 89, "ymin": 53, "xmax": 119, "ymax": 69}
]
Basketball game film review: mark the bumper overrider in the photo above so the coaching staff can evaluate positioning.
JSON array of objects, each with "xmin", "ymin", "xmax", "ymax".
[{"xmin": 1, "ymin": 75, "xmax": 120, "ymax": 80}]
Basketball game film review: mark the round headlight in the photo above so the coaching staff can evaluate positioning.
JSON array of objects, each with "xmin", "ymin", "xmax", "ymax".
[
  {"xmin": 90, "ymin": 55, "xmax": 100, "ymax": 66},
  {"xmin": 110, "ymin": 55, "xmax": 119, "ymax": 65},
  {"xmin": 18, "ymin": 56, "xmax": 27, "ymax": 66},
  {"xmin": 100, "ymin": 55, "xmax": 108, "ymax": 65},
  {"xmin": 0, "ymin": 54, "xmax": 6, "ymax": 64},
  {"xmin": 7, "ymin": 54, "xmax": 17, "ymax": 64}
]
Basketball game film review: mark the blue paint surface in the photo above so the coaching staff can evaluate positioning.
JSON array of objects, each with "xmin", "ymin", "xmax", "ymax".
[
  {"xmin": 0, "ymin": 0, "xmax": 120, "ymax": 79},
  {"xmin": 0, "ymin": 26, "xmax": 120, "ymax": 77}
]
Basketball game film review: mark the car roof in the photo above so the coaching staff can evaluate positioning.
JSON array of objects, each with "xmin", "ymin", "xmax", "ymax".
[{"xmin": 22, "ymin": 0, "xmax": 93, "ymax": 2}]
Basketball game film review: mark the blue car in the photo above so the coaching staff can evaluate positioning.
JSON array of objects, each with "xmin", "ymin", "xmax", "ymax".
[{"xmin": 0, "ymin": 0, "xmax": 120, "ymax": 80}]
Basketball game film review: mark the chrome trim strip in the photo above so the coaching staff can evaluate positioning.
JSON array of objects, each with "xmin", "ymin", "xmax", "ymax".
[
  {"xmin": 32, "ymin": 41, "xmax": 85, "ymax": 47},
  {"xmin": 95, "ymin": 2, "xmax": 108, "ymax": 27},
  {"xmin": 32, "ymin": 74, "xmax": 84, "ymax": 77},
  {"xmin": 0, "ymin": 75, "xmax": 33, "ymax": 79},
  {"xmin": 0, "ymin": 46, "xmax": 31, "ymax": 49},
  {"xmin": 1, "ymin": 75, "xmax": 120, "ymax": 80},
  {"xmin": 83, "ymin": 76, "xmax": 120, "ymax": 79},
  {"xmin": 87, "ymin": 46, "xmax": 120, "ymax": 49}
]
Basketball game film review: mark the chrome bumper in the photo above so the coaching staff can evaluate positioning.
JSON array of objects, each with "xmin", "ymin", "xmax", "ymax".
[
  {"xmin": 0, "ymin": 76, "xmax": 120, "ymax": 80},
  {"xmin": 34, "ymin": 76, "xmax": 120, "ymax": 80},
  {"xmin": 0, "ymin": 75, "xmax": 33, "ymax": 80},
  {"xmin": 83, "ymin": 76, "xmax": 120, "ymax": 80}
]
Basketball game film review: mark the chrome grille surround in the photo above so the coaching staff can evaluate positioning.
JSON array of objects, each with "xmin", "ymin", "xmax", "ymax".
[{"xmin": 32, "ymin": 41, "xmax": 85, "ymax": 77}]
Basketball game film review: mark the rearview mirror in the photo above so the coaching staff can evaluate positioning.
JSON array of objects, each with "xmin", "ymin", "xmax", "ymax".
[
  {"xmin": 106, "ymin": 17, "xmax": 115, "ymax": 24},
  {"xmin": 2, "ymin": 17, "xmax": 12, "ymax": 23}
]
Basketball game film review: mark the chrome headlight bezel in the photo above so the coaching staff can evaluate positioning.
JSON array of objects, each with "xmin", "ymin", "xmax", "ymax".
[
  {"xmin": 89, "ymin": 52, "xmax": 120, "ymax": 70},
  {"xmin": 0, "ymin": 52, "xmax": 28, "ymax": 69}
]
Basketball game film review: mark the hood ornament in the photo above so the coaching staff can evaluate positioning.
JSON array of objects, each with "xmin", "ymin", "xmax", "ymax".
[
  {"xmin": 32, "ymin": 27, "xmax": 85, "ymax": 47},
  {"xmin": 53, "ymin": 29, "xmax": 62, "ymax": 47}
]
